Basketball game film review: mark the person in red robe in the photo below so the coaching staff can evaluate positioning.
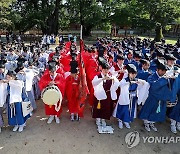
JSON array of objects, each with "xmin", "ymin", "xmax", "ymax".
[
  {"xmin": 43, "ymin": 60, "xmax": 65, "ymax": 77},
  {"xmin": 85, "ymin": 49, "xmax": 100, "ymax": 106},
  {"xmin": 60, "ymin": 46, "xmax": 80, "ymax": 73},
  {"xmin": 39, "ymin": 62, "xmax": 65, "ymax": 124},
  {"xmin": 65, "ymin": 58, "xmax": 80, "ymax": 121},
  {"xmin": 48, "ymin": 46, "xmax": 63, "ymax": 61}
]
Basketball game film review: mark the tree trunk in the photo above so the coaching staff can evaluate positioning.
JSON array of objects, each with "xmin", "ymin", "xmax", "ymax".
[
  {"xmin": 83, "ymin": 25, "xmax": 92, "ymax": 37},
  {"xmin": 154, "ymin": 24, "xmax": 163, "ymax": 42},
  {"xmin": 42, "ymin": 0, "xmax": 60, "ymax": 35}
]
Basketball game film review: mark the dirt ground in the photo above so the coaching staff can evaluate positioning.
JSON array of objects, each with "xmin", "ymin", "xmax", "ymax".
[{"xmin": 0, "ymin": 99, "xmax": 179, "ymax": 154}]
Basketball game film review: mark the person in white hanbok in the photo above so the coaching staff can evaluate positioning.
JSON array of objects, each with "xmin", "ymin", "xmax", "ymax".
[
  {"xmin": 6, "ymin": 71, "xmax": 30, "ymax": 132},
  {"xmin": 92, "ymin": 58, "xmax": 119, "ymax": 128},
  {"xmin": 113, "ymin": 64, "xmax": 149, "ymax": 129}
]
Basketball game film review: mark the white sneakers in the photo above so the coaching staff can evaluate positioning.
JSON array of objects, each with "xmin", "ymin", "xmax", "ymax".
[
  {"xmin": 47, "ymin": 115, "xmax": 60, "ymax": 124},
  {"xmin": 170, "ymin": 120, "xmax": 180, "ymax": 134},
  {"xmin": 124, "ymin": 122, "xmax": 131, "ymax": 129},
  {"xmin": 71, "ymin": 114, "xmax": 74, "ymax": 121},
  {"xmin": 101, "ymin": 119, "xmax": 106, "ymax": 127},
  {"xmin": 18, "ymin": 125, "xmax": 25, "ymax": 132},
  {"xmin": 55, "ymin": 116, "xmax": 60, "ymax": 124},
  {"xmin": 144, "ymin": 123, "xmax": 151, "ymax": 132},
  {"xmin": 71, "ymin": 113, "xmax": 79, "ymax": 121},
  {"xmin": 177, "ymin": 122, "xmax": 180, "ymax": 131},
  {"xmin": 149, "ymin": 123, "xmax": 158, "ymax": 132},
  {"xmin": 75, "ymin": 114, "xmax": 80, "ymax": 121},
  {"xmin": 171, "ymin": 124, "xmax": 177, "ymax": 134},
  {"xmin": 96, "ymin": 118, "xmax": 106, "ymax": 127},
  {"xmin": 144, "ymin": 121, "xmax": 157, "ymax": 132},
  {"xmin": 118, "ymin": 120, "xmax": 130, "ymax": 129},
  {"xmin": 118, "ymin": 120, "xmax": 123, "ymax": 129},
  {"xmin": 47, "ymin": 115, "xmax": 54, "ymax": 124},
  {"xmin": 12, "ymin": 124, "xmax": 25, "ymax": 132},
  {"xmin": 96, "ymin": 118, "xmax": 101, "ymax": 126},
  {"xmin": 13, "ymin": 125, "xmax": 19, "ymax": 132}
]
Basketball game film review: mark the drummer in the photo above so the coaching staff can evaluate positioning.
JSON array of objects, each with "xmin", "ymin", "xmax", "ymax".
[{"xmin": 39, "ymin": 61, "xmax": 65, "ymax": 124}]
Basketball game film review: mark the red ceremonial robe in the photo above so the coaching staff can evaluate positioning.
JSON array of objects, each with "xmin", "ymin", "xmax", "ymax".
[
  {"xmin": 48, "ymin": 52, "xmax": 55, "ymax": 61},
  {"xmin": 86, "ymin": 57, "xmax": 99, "ymax": 106},
  {"xmin": 39, "ymin": 72, "xmax": 66, "ymax": 116},
  {"xmin": 60, "ymin": 54, "xmax": 72, "ymax": 72},
  {"xmin": 65, "ymin": 75, "xmax": 80, "ymax": 115}
]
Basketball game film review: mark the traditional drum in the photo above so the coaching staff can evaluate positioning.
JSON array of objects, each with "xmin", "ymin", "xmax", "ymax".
[{"xmin": 41, "ymin": 85, "xmax": 62, "ymax": 106}]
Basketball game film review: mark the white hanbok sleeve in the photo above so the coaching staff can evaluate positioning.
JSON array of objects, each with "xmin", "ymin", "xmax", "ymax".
[
  {"xmin": 123, "ymin": 70, "xmax": 128, "ymax": 79},
  {"xmin": 25, "ymin": 70, "xmax": 35, "ymax": 91},
  {"xmin": 110, "ymin": 77, "xmax": 119, "ymax": 100},
  {"xmin": 137, "ymin": 79, "xmax": 150, "ymax": 105},
  {"xmin": 9, "ymin": 80, "xmax": 24, "ymax": 104},
  {"xmin": 0, "ymin": 82, "xmax": 7, "ymax": 107},
  {"xmin": 92, "ymin": 75, "xmax": 103, "ymax": 87},
  {"xmin": 117, "ymin": 79, "xmax": 130, "ymax": 105},
  {"xmin": 92, "ymin": 75, "xmax": 107, "ymax": 100},
  {"xmin": 109, "ymin": 66, "xmax": 118, "ymax": 77}
]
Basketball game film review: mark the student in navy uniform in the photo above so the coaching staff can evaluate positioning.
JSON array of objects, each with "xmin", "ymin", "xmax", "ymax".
[
  {"xmin": 168, "ymin": 73, "xmax": 180, "ymax": 134},
  {"xmin": 139, "ymin": 59, "xmax": 171, "ymax": 132},
  {"xmin": 164, "ymin": 54, "xmax": 180, "ymax": 133},
  {"xmin": 134, "ymin": 51, "xmax": 142, "ymax": 71},
  {"xmin": 137, "ymin": 59, "xmax": 152, "ymax": 81},
  {"xmin": 124, "ymin": 51, "xmax": 136, "ymax": 65},
  {"xmin": 150, "ymin": 49, "xmax": 164, "ymax": 72}
]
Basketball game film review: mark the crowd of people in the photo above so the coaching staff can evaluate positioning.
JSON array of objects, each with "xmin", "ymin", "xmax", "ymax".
[{"xmin": 0, "ymin": 36, "xmax": 179, "ymax": 134}]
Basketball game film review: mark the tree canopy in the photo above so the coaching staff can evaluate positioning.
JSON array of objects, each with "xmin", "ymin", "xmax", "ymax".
[{"xmin": 0, "ymin": 0, "xmax": 179, "ymax": 40}]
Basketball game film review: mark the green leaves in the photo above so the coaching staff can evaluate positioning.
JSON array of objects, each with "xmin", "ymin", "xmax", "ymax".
[{"xmin": 0, "ymin": 0, "xmax": 179, "ymax": 36}]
